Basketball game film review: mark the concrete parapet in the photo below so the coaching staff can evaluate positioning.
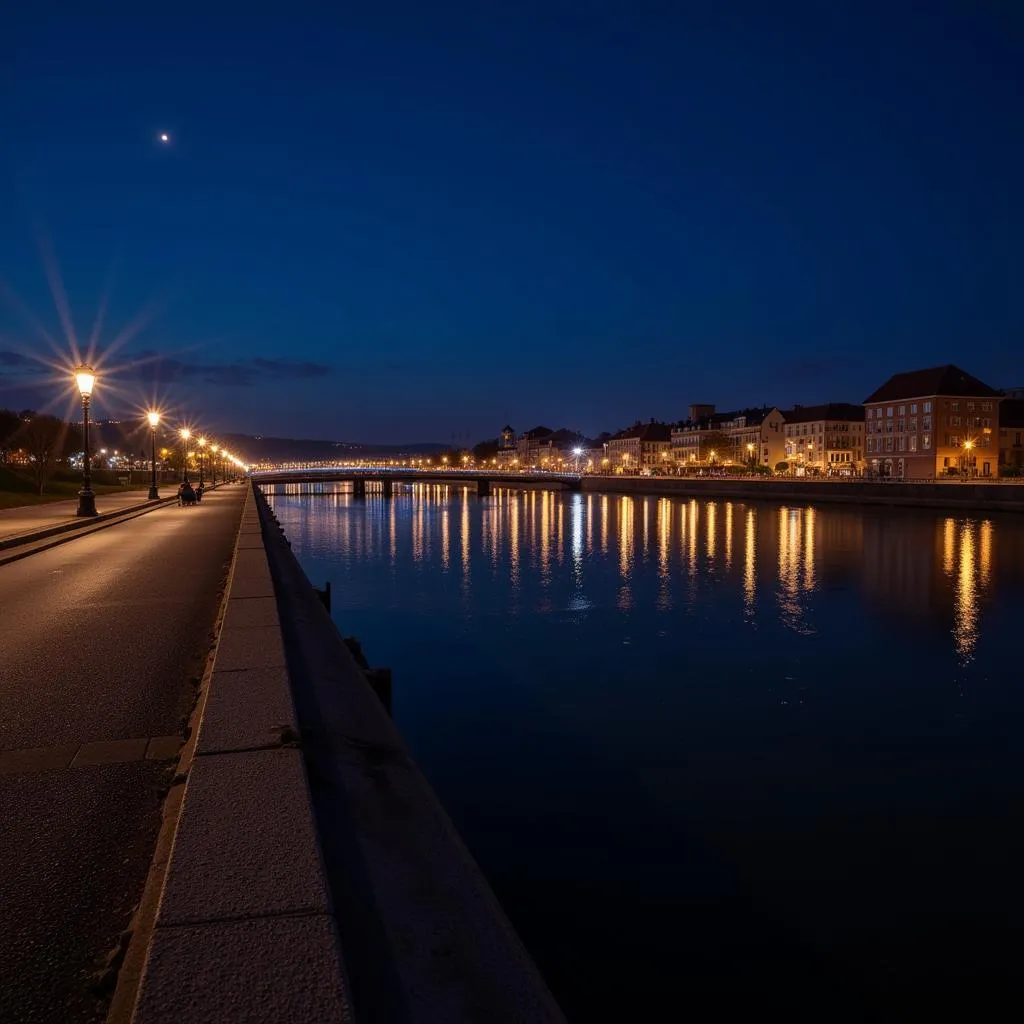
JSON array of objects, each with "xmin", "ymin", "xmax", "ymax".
[{"xmin": 253, "ymin": 483, "xmax": 566, "ymax": 1023}]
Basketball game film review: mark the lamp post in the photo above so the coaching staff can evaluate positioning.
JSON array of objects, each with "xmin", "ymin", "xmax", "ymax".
[
  {"xmin": 74, "ymin": 365, "xmax": 98, "ymax": 516},
  {"xmin": 209, "ymin": 441, "xmax": 217, "ymax": 486},
  {"xmin": 147, "ymin": 411, "xmax": 160, "ymax": 499},
  {"xmin": 747, "ymin": 442, "xmax": 755, "ymax": 470},
  {"xmin": 179, "ymin": 428, "xmax": 191, "ymax": 481},
  {"xmin": 198, "ymin": 436, "xmax": 207, "ymax": 487}
]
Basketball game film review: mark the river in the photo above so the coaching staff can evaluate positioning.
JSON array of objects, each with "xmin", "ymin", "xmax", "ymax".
[{"xmin": 266, "ymin": 483, "xmax": 1024, "ymax": 1020}]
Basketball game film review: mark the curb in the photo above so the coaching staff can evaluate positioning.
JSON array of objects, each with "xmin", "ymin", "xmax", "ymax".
[{"xmin": 128, "ymin": 482, "xmax": 353, "ymax": 1024}]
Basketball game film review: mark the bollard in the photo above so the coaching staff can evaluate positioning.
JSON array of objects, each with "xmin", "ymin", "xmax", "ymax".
[
  {"xmin": 313, "ymin": 580, "xmax": 331, "ymax": 612},
  {"xmin": 365, "ymin": 668, "xmax": 392, "ymax": 715}
]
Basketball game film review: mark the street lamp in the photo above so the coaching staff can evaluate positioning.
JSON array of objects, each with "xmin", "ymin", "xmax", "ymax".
[
  {"xmin": 962, "ymin": 438, "xmax": 974, "ymax": 479},
  {"xmin": 208, "ymin": 441, "xmax": 217, "ymax": 486},
  {"xmin": 180, "ymin": 428, "xmax": 191, "ymax": 481},
  {"xmin": 198, "ymin": 436, "xmax": 207, "ymax": 487},
  {"xmin": 147, "ymin": 411, "xmax": 160, "ymax": 499},
  {"xmin": 74, "ymin": 364, "xmax": 98, "ymax": 516},
  {"xmin": 573, "ymin": 446, "xmax": 584, "ymax": 472},
  {"xmin": 747, "ymin": 442, "xmax": 755, "ymax": 469}
]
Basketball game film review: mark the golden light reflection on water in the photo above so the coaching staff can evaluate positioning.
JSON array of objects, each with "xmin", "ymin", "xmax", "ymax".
[
  {"xmin": 657, "ymin": 497, "xmax": 671, "ymax": 611},
  {"xmin": 724, "ymin": 502, "xmax": 733, "ymax": 571},
  {"xmin": 268, "ymin": 483, "xmax": 1009, "ymax": 661},
  {"xmin": 938, "ymin": 518, "xmax": 994, "ymax": 665},
  {"xmin": 618, "ymin": 495, "xmax": 634, "ymax": 611},
  {"xmin": 743, "ymin": 507, "xmax": 757, "ymax": 614}
]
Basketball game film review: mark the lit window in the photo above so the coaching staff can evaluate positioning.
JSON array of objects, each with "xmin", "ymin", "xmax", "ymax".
[{"xmin": 923, "ymin": 434, "xmax": 931, "ymax": 449}]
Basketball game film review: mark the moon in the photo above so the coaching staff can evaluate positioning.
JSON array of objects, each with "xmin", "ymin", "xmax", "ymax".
[{"xmin": 159, "ymin": 133, "xmax": 170, "ymax": 143}]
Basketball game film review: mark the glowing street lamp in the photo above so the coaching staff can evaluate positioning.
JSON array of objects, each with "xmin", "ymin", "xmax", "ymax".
[
  {"xmin": 147, "ymin": 411, "xmax": 161, "ymax": 499},
  {"xmin": 747, "ymin": 442, "xmax": 755, "ymax": 469},
  {"xmin": 74, "ymin": 365, "xmax": 98, "ymax": 516},
  {"xmin": 572, "ymin": 446, "xmax": 584, "ymax": 472},
  {"xmin": 179, "ymin": 428, "xmax": 191, "ymax": 481}
]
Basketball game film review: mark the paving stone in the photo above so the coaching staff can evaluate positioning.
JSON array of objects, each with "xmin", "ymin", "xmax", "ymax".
[
  {"xmin": 72, "ymin": 737, "xmax": 148, "ymax": 766},
  {"xmin": 226, "ymin": 575, "xmax": 277, "ymax": 600},
  {"xmin": 232, "ymin": 548, "xmax": 272, "ymax": 581},
  {"xmin": 222, "ymin": 596, "xmax": 280, "ymax": 631},
  {"xmin": 215, "ymin": 625, "xmax": 286, "ymax": 672},
  {"xmin": 145, "ymin": 735, "xmax": 183, "ymax": 761},
  {"xmin": 134, "ymin": 914, "xmax": 353, "ymax": 1024},
  {"xmin": 0, "ymin": 744, "xmax": 78, "ymax": 775},
  {"xmin": 156, "ymin": 748, "xmax": 330, "ymax": 925},
  {"xmin": 197, "ymin": 667, "xmax": 296, "ymax": 755}
]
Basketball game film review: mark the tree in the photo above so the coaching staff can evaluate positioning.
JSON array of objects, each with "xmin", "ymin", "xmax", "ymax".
[
  {"xmin": 775, "ymin": 461, "xmax": 790, "ymax": 473},
  {"xmin": 14, "ymin": 414, "xmax": 77, "ymax": 494},
  {"xmin": 0, "ymin": 408, "xmax": 21, "ymax": 461},
  {"xmin": 472, "ymin": 438, "xmax": 499, "ymax": 461}
]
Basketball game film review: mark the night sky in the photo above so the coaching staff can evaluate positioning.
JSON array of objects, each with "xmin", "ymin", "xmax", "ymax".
[{"xmin": 1, "ymin": 3, "xmax": 1021, "ymax": 444}]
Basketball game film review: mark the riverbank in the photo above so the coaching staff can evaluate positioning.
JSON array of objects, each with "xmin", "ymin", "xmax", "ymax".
[{"xmin": 579, "ymin": 475, "xmax": 1024, "ymax": 513}]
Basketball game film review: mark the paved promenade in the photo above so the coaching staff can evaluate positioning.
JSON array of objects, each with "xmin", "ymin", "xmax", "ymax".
[
  {"xmin": 0, "ymin": 489, "xmax": 157, "ymax": 544},
  {"xmin": 0, "ymin": 485, "xmax": 245, "ymax": 1023}
]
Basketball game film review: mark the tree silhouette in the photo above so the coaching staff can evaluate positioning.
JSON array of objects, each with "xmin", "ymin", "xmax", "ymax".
[{"xmin": 13, "ymin": 414, "xmax": 78, "ymax": 494}]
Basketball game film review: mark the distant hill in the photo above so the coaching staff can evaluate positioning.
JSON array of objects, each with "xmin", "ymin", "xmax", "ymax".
[{"xmin": 85, "ymin": 421, "xmax": 449, "ymax": 465}]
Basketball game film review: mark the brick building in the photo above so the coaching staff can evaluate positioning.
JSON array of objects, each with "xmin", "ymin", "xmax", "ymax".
[{"xmin": 863, "ymin": 364, "xmax": 1001, "ymax": 479}]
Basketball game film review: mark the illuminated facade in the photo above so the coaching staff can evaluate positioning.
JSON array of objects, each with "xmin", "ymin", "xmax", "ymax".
[
  {"xmin": 863, "ymin": 364, "xmax": 1002, "ymax": 480},
  {"xmin": 606, "ymin": 421, "xmax": 671, "ymax": 471},
  {"xmin": 670, "ymin": 406, "xmax": 785, "ymax": 468},
  {"xmin": 782, "ymin": 403, "xmax": 865, "ymax": 474}
]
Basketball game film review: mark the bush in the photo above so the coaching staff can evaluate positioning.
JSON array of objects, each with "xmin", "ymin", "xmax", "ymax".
[{"xmin": 775, "ymin": 461, "xmax": 789, "ymax": 473}]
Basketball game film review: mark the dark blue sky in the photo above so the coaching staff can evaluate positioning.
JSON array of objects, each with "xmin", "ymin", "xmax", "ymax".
[{"xmin": 1, "ymin": 2, "xmax": 1021, "ymax": 444}]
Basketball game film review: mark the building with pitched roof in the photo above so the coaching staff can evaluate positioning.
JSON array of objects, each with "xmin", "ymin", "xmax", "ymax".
[
  {"xmin": 670, "ymin": 405, "xmax": 785, "ymax": 468},
  {"xmin": 863, "ymin": 364, "xmax": 1001, "ymax": 479},
  {"xmin": 998, "ymin": 399, "xmax": 1024, "ymax": 471},
  {"xmin": 781, "ymin": 403, "xmax": 865, "ymax": 475},
  {"xmin": 606, "ymin": 420, "xmax": 672, "ymax": 472}
]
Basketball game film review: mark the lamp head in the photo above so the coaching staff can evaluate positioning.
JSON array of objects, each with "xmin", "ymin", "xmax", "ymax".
[
  {"xmin": 147, "ymin": 411, "xmax": 160, "ymax": 428},
  {"xmin": 180, "ymin": 427, "xmax": 191, "ymax": 441},
  {"xmin": 74, "ymin": 364, "xmax": 96, "ymax": 397}
]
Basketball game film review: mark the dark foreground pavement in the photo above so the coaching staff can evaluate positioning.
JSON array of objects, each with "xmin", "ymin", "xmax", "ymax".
[{"xmin": 0, "ymin": 485, "xmax": 245, "ymax": 1023}]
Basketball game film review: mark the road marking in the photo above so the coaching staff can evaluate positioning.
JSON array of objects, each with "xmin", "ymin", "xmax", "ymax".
[{"xmin": 0, "ymin": 735, "xmax": 182, "ymax": 775}]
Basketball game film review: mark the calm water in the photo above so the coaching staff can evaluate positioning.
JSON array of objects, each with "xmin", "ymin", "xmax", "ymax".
[{"xmin": 267, "ymin": 483, "xmax": 1024, "ymax": 1019}]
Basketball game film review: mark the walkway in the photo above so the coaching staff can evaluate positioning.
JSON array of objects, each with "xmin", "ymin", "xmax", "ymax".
[
  {"xmin": 0, "ymin": 485, "xmax": 245, "ymax": 1023},
  {"xmin": 0, "ymin": 488, "xmax": 158, "ymax": 544}
]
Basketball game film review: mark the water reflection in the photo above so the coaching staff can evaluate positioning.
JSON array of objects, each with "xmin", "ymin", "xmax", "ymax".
[
  {"xmin": 265, "ymin": 482, "xmax": 1009, "ymax": 665},
  {"xmin": 265, "ymin": 480, "xmax": 1024, "ymax": 1019}
]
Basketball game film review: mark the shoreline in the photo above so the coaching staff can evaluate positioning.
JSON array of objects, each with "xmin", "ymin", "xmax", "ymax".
[{"xmin": 577, "ymin": 475, "xmax": 1024, "ymax": 514}]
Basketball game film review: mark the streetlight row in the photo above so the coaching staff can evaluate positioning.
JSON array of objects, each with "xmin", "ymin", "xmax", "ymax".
[{"xmin": 73, "ymin": 362, "xmax": 248, "ymax": 518}]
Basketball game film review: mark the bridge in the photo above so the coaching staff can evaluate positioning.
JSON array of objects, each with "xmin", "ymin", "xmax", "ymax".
[{"xmin": 251, "ymin": 466, "xmax": 582, "ymax": 497}]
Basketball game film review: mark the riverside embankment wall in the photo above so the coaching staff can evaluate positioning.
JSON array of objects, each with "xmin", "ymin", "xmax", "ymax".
[{"xmin": 580, "ymin": 475, "xmax": 1024, "ymax": 513}]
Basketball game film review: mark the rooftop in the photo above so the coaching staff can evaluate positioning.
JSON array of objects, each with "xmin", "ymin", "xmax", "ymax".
[
  {"xmin": 782, "ymin": 402, "xmax": 865, "ymax": 424},
  {"xmin": 864, "ymin": 364, "xmax": 1001, "ymax": 404}
]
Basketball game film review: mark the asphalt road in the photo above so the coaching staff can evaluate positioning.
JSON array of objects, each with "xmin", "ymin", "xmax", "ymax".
[{"xmin": 0, "ymin": 484, "xmax": 245, "ymax": 1023}]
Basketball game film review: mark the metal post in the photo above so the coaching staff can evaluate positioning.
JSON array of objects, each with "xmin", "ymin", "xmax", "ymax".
[
  {"xmin": 76, "ymin": 395, "xmax": 97, "ymax": 516},
  {"xmin": 148, "ymin": 427, "xmax": 159, "ymax": 499}
]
